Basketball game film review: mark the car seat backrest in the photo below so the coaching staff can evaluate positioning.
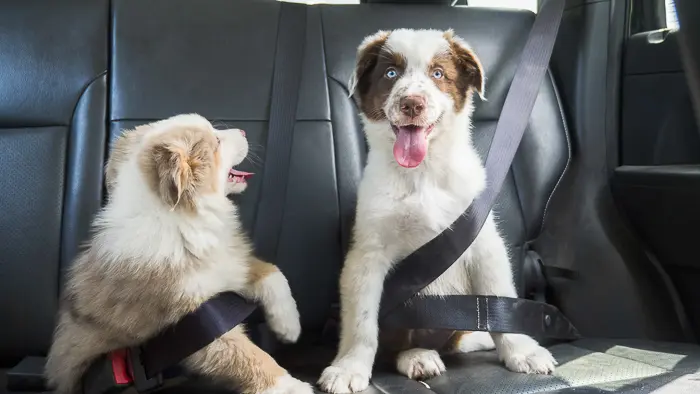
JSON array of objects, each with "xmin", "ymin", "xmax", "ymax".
[
  {"xmin": 0, "ymin": 0, "xmax": 109, "ymax": 359},
  {"xmin": 319, "ymin": 3, "xmax": 571, "ymax": 293}
]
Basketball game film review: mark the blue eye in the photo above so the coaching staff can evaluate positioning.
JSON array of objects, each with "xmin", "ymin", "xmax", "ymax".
[
  {"xmin": 385, "ymin": 68, "xmax": 398, "ymax": 79},
  {"xmin": 432, "ymin": 69, "xmax": 443, "ymax": 79}
]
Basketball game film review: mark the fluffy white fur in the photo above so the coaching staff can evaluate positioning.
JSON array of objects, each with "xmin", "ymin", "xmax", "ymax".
[
  {"xmin": 318, "ymin": 30, "xmax": 556, "ymax": 393},
  {"xmin": 240, "ymin": 270, "xmax": 302, "ymax": 343}
]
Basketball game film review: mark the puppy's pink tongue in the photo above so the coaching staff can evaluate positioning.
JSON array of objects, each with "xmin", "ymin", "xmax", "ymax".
[{"xmin": 393, "ymin": 126, "xmax": 428, "ymax": 168}]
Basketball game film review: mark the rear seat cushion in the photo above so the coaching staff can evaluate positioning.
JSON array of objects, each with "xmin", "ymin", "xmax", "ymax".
[
  {"xmin": 147, "ymin": 339, "xmax": 700, "ymax": 394},
  {"xmin": 244, "ymin": 339, "xmax": 700, "ymax": 394},
  {"xmin": 425, "ymin": 339, "xmax": 700, "ymax": 394}
]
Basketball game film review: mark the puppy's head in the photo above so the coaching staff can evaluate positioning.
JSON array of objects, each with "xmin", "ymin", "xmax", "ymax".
[
  {"xmin": 349, "ymin": 29, "xmax": 484, "ymax": 168},
  {"xmin": 106, "ymin": 114, "xmax": 251, "ymax": 212}
]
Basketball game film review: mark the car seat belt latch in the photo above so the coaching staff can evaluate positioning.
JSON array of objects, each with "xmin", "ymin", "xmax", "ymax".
[
  {"xmin": 108, "ymin": 349, "xmax": 132, "ymax": 385},
  {"xmin": 523, "ymin": 247, "xmax": 548, "ymax": 303},
  {"xmin": 82, "ymin": 348, "xmax": 162, "ymax": 394},
  {"xmin": 127, "ymin": 346, "xmax": 163, "ymax": 393}
]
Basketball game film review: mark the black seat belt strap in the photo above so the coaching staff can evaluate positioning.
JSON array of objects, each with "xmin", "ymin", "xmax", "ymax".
[
  {"xmin": 138, "ymin": 292, "xmax": 257, "ymax": 378},
  {"xmin": 379, "ymin": 0, "xmax": 578, "ymax": 341},
  {"xmin": 253, "ymin": 2, "xmax": 307, "ymax": 263},
  {"xmin": 382, "ymin": 295, "xmax": 579, "ymax": 340}
]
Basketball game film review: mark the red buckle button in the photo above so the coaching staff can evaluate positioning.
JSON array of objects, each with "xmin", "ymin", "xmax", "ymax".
[{"xmin": 109, "ymin": 349, "xmax": 133, "ymax": 385}]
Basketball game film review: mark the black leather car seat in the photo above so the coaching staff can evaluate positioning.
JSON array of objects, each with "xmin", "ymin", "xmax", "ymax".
[{"xmin": 2, "ymin": 0, "xmax": 700, "ymax": 393}]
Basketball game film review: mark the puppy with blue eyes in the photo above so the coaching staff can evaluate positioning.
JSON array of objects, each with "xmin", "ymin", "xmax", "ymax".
[
  {"xmin": 318, "ymin": 29, "xmax": 556, "ymax": 393},
  {"xmin": 46, "ymin": 114, "xmax": 313, "ymax": 394}
]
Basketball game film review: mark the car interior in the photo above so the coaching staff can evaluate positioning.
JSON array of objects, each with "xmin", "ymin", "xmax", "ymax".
[{"xmin": 2, "ymin": 0, "xmax": 700, "ymax": 393}]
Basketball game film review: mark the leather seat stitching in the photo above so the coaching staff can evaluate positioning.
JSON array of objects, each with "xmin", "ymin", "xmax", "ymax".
[
  {"xmin": 69, "ymin": 70, "xmax": 107, "ymax": 125},
  {"xmin": 539, "ymin": 70, "xmax": 572, "ymax": 234}
]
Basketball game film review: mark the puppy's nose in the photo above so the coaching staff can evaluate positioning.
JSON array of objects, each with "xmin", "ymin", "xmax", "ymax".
[
  {"xmin": 239, "ymin": 129, "xmax": 246, "ymax": 137},
  {"xmin": 400, "ymin": 96, "xmax": 426, "ymax": 118}
]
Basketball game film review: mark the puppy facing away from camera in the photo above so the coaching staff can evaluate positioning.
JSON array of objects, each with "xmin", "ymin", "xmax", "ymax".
[
  {"xmin": 45, "ymin": 114, "xmax": 313, "ymax": 394},
  {"xmin": 318, "ymin": 29, "xmax": 556, "ymax": 393}
]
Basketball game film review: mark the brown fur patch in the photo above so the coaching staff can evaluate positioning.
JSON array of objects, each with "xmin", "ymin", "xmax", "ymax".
[
  {"xmin": 429, "ymin": 54, "xmax": 468, "ymax": 112},
  {"xmin": 185, "ymin": 325, "xmax": 286, "ymax": 393},
  {"xmin": 139, "ymin": 126, "xmax": 220, "ymax": 212},
  {"xmin": 437, "ymin": 30, "xmax": 485, "ymax": 111},
  {"xmin": 353, "ymin": 32, "xmax": 407, "ymax": 121},
  {"xmin": 247, "ymin": 258, "xmax": 281, "ymax": 285},
  {"xmin": 443, "ymin": 330, "xmax": 474, "ymax": 352}
]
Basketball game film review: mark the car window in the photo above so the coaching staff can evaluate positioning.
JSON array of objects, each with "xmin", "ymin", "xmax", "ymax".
[
  {"xmin": 665, "ymin": 0, "xmax": 679, "ymax": 30},
  {"xmin": 283, "ymin": 0, "xmax": 538, "ymax": 12},
  {"xmin": 468, "ymin": 0, "xmax": 537, "ymax": 12},
  {"xmin": 282, "ymin": 0, "xmax": 359, "ymax": 4}
]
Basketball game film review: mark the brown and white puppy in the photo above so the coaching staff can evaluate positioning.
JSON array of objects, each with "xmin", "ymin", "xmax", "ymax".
[
  {"xmin": 45, "ymin": 114, "xmax": 313, "ymax": 394},
  {"xmin": 318, "ymin": 29, "xmax": 556, "ymax": 393}
]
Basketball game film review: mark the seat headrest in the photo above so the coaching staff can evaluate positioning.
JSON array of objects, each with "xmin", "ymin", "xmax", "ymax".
[{"xmin": 361, "ymin": 0, "xmax": 454, "ymax": 4}]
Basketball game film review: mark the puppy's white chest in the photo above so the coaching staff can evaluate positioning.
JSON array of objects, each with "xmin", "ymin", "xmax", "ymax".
[
  {"xmin": 402, "ymin": 191, "xmax": 455, "ymax": 228},
  {"xmin": 383, "ymin": 186, "xmax": 465, "ymax": 254}
]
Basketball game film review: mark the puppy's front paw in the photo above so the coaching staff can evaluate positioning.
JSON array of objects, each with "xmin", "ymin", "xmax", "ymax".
[
  {"xmin": 318, "ymin": 360, "xmax": 371, "ymax": 394},
  {"xmin": 261, "ymin": 272, "xmax": 302, "ymax": 343},
  {"xmin": 267, "ymin": 306, "xmax": 301, "ymax": 343},
  {"xmin": 499, "ymin": 336, "xmax": 557, "ymax": 374},
  {"xmin": 396, "ymin": 348, "xmax": 445, "ymax": 380},
  {"xmin": 261, "ymin": 374, "xmax": 314, "ymax": 394}
]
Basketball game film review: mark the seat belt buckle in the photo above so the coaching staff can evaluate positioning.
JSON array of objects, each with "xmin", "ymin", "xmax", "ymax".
[
  {"xmin": 127, "ymin": 347, "xmax": 163, "ymax": 393},
  {"xmin": 523, "ymin": 247, "xmax": 548, "ymax": 303},
  {"xmin": 108, "ymin": 349, "xmax": 133, "ymax": 386},
  {"xmin": 82, "ymin": 351, "xmax": 132, "ymax": 394}
]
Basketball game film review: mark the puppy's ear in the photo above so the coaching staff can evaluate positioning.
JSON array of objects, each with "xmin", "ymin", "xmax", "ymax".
[
  {"xmin": 444, "ymin": 30, "xmax": 486, "ymax": 100},
  {"xmin": 151, "ymin": 142, "xmax": 193, "ymax": 210},
  {"xmin": 348, "ymin": 30, "xmax": 390, "ymax": 98}
]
